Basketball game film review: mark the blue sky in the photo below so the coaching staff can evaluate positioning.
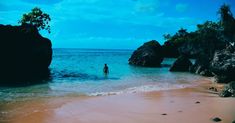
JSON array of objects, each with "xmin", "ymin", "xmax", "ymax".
[{"xmin": 0, "ymin": 0, "xmax": 235, "ymax": 49}]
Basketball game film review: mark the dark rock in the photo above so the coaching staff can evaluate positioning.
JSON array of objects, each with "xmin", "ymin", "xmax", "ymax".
[
  {"xmin": 195, "ymin": 101, "xmax": 200, "ymax": 104},
  {"xmin": 180, "ymin": 38, "xmax": 226, "ymax": 58},
  {"xmin": 219, "ymin": 89, "xmax": 232, "ymax": 97},
  {"xmin": 129, "ymin": 40, "xmax": 163, "ymax": 67},
  {"xmin": 162, "ymin": 36, "xmax": 226, "ymax": 58},
  {"xmin": 211, "ymin": 117, "xmax": 222, "ymax": 122},
  {"xmin": 161, "ymin": 113, "xmax": 167, "ymax": 115},
  {"xmin": 0, "ymin": 24, "xmax": 52, "ymax": 86},
  {"xmin": 178, "ymin": 41, "xmax": 204, "ymax": 58},
  {"xmin": 210, "ymin": 46, "xmax": 235, "ymax": 83},
  {"xmin": 169, "ymin": 55, "xmax": 192, "ymax": 72},
  {"xmin": 232, "ymin": 120, "xmax": 235, "ymax": 123},
  {"xmin": 219, "ymin": 81, "xmax": 235, "ymax": 97},
  {"xmin": 189, "ymin": 53, "xmax": 213, "ymax": 77}
]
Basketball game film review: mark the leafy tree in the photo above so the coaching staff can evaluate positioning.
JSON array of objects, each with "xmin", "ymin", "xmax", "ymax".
[
  {"xmin": 167, "ymin": 28, "xmax": 189, "ymax": 44},
  {"xmin": 196, "ymin": 21, "xmax": 222, "ymax": 37},
  {"xmin": 196, "ymin": 21, "xmax": 225, "ymax": 55},
  {"xmin": 176, "ymin": 28, "xmax": 188, "ymax": 37},
  {"xmin": 19, "ymin": 7, "xmax": 51, "ymax": 33},
  {"xmin": 218, "ymin": 4, "xmax": 233, "ymax": 23},
  {"xmin": 163, "ymin": 33, "xmax": 171, "ymax": 40},
  {"xmin": 218, "ymin": 4, "xmax": 235, "ymax": 42},
  {"xmin": 162, "ymin": 4, "xmax": 234, "ymax": 58}
]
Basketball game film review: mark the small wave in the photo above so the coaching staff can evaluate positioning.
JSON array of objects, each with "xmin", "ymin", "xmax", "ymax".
[{"xmin": 89, "ymin": 84, "xmax": 192, "ymax": 96}]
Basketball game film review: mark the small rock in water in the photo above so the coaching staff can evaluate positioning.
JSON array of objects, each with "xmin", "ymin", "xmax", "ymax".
[
  {"xmin": 211, "ymin": 117, "xmax": 222, "ymax": 122},
  {"xmin": 195, "ymin": 101, "xmax": 200, "ymax": 104},
  {"xmin": 161, "ymin": 113, "xmax": 167, "ymax": 115}
]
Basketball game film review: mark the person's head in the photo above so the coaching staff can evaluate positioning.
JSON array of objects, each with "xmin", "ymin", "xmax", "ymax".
[{"xmin": 104, "ymin": 64, "xmax": 107, "ymax": 67}]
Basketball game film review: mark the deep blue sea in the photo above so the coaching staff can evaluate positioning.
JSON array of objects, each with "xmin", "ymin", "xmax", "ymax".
[{"xmin": 0, "ymin": 49, "xmax": 207, "ymax": 102}]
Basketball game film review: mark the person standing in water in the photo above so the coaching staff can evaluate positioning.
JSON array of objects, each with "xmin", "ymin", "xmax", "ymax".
[{"xmin": 103, "ymin": 64, "xmax": 109, "ymax": 74}]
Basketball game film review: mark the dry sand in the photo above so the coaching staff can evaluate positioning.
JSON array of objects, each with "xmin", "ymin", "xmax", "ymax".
[{"xmin": 1, "ymin": 80, "xmax": 235, "ymax": 123}]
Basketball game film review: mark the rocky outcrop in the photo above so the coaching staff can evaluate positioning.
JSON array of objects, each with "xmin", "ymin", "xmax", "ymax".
[
  {"xmin": 162, "ymin": 40, "xmax": 180, "ymax": 58},
  {"xmin": 129, "ymin": 40, "xmax": 163, "ymax": 67},
  {"xmin": 189, "ymin": 53, "xmax": 213, "ymax": 77},
  {"xmin": 210, "ymin": 45, "xmax": 235, "ymax": 83},
  {"xmin": 169, "ymin": 55, "xmax": 192, "ymax": 72},
  {"xmin": 219, "ymin": 81, "xmax": 235, "ymax": 97},
  {"xmin": 179, "ymin": 39, "xmax": 226, "ymax": 58},
  {"xmin": 163, "ymin": 38, "xmax": 226, "ymax": 58},
  {"xmin": 0, "ymin": 24, "xmax": 52, "ymax": 86}
]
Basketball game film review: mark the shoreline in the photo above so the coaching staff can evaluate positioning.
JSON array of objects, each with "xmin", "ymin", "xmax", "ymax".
[{"xmin": 1, "ymin": 79, "xmax": 235, "ymax": 123}]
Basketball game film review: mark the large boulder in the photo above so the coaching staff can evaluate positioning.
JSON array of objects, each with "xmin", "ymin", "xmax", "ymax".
[
  {"xmin": 169, "ymin": 55, "xmax": 192, "ymax": 72},
  {"xmin": 129, "ymin": 40, "xmax": 163, "ymax": 67},
  {"xmin": 210, "ymin": 45, "xmax": 235, "ymax": 83},
  {"xmin": 0, "ymin": 24, "xmax": 52, "ymax": 86}
]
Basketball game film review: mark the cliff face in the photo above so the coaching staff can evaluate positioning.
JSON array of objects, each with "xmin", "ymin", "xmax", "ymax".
[
  {"xmin": 0, "ymin": 24, "xmax": 52, "ymax": 86},
  {"xmin": 163, "ymin": 39, "xmax": 226, "ymax": 58},
  {"xmin": 210, "ymin": 45, "xmax": 235, "ymax": 83}
]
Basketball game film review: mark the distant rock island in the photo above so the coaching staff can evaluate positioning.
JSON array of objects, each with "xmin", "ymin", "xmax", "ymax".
[{"xmin": 0, "ymin": 24, "xmax": 52, "ymax": 86}]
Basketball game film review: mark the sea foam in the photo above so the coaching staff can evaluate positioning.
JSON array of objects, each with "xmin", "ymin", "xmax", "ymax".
[{"xmin": 89, "ymin": 83, "xmax": 193, "ymax": 96}]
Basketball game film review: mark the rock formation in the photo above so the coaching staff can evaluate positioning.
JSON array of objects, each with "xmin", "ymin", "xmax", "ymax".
[
  {"xmin": 170, "ymin": 55, "xmax": 192, "ymax": 72},
  {"xmin": 210, "ymin": 45, "xmax": 235, "ymax": 83},
  {"xmin": 129, "ymin": 40, "xmax": 163, "ymax": 67},
  {"xmin": 0, "ymin": 24, "xmax": 52, "ymax": 86},
  {"xmin": 189, "ymin": 53, "xmax": 213, "ymax": 77},
  {"xmin": 219, "ymin": 81, "xmax": 235, "ymax": 97}
]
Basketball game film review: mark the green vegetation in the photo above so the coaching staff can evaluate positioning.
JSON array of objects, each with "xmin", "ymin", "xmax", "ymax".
[
  {"xmin": 19, "ymin": 7, "xmax": 51, "ymax": 33},
  {"xmin": 218, "ymin": 4, "xmax": 235, "ymax": 42},
  {"xmin": 164, "ymin": 4, "xmax": 235, "ymax": 45}
]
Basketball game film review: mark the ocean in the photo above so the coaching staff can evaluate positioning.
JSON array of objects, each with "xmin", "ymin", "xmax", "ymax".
[{"xmin": 0, "ymin": 48, "xmax": 207, "ymax": 102}]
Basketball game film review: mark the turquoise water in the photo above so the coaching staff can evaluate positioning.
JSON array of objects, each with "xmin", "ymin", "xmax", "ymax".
[{"xmin": 0, "ymin": 49, "xmax": 206, "ymax": 102}]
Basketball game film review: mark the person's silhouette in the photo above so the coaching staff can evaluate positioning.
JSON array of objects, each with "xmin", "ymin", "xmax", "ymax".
[{"xmin": 103, "ymin": 64, "xmax": 109, "ymax": 74}]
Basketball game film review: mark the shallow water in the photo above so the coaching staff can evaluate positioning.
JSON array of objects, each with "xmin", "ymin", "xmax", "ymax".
[{"xmin": 0, "ymin": 48, "xmax": 206, "ymax": 102}]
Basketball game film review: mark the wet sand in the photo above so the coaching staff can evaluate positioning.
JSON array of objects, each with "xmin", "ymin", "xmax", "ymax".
[{"xmin": 1, "ymin": 80, "xmax": 235, "ymax": 123}]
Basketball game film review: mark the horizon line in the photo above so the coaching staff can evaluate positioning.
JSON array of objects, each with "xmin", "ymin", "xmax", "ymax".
[{"xmin": 52, "ymin": 47, "xmax": 135, "ymax": 50}]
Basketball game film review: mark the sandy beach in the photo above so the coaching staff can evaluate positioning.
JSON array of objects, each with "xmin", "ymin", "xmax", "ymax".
[{"xmin": 1, "ymin": 80, "xmax": 235, "ymax": 123}]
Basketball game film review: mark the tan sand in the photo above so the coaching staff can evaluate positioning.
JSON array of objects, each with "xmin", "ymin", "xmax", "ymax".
[{"xmin": 1, "ymin": 80, "xmax": 235, "ymax": 123}]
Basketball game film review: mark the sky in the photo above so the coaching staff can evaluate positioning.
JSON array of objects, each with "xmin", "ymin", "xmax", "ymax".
[{"xmin": 0, "ymin": 0, "xmax": 235, "ymax": 49}]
